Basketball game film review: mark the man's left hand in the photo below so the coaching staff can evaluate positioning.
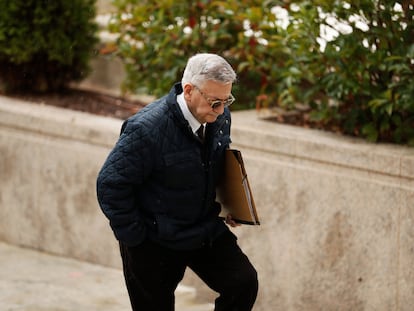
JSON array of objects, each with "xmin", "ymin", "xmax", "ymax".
[{"xmin": 225, "ymin": 214, "xmax": 241, "ymax": 228}]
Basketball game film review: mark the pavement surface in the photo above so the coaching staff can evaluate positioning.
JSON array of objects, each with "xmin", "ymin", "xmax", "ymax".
[{"xmin": 0, "ymin": 242, "xmax": 214, "ymax": 311}]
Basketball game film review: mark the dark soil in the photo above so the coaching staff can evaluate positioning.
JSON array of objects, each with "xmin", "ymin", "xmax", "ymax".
[
  {"xmin": 7, "ymin": 88, "xmax": 145, "ymax": 120},
  {"xmin": 262, "ymin": 110, "xmax": 344, "ymax": 135},
  {"xmin": 5, "ymin": 87, "xmax": 342, "ymax": 135}
]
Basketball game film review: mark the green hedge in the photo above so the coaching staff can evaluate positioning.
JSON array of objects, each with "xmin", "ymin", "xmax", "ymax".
[
  {"xmin": 109, "ymin": 0, "xmax": 275, "ymax": 111},
  {"xmin": 109, "ymin": 0, "xmax": 414, "ymax": 145},
  {"xmin": 0, "ymin": 0, "xmax": 99, "ymax": 92},
  {"xmin": 276, "ymin": 0, "xmax": 414, "ymax": 145}
]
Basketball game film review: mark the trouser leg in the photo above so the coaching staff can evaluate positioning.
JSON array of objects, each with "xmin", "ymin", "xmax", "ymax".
[
  {"xmin": 119, "ymin": 240, "xmax": 186, "ymax": 311},
  {"xmin": 188, "ymin": 231, "xmax": 258, "ymax": 311}
]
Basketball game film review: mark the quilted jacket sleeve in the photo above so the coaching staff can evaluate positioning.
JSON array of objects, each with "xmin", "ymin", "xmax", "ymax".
[{"xmin": 96, "ymin": 118, "xmax": 155, "ymax": 246}]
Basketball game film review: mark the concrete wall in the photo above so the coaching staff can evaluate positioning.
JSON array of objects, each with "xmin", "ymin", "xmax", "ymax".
[
  {"xmin": 228, "ymin": 112, "xmax": 414, "ymax": 311},
  {"xmin": 1, "ymin": 96, "xmax": 414, "ymax": 310},
  {"xmin": 0, "ymin": 97, "xmax": 122, "ymax": 268}
]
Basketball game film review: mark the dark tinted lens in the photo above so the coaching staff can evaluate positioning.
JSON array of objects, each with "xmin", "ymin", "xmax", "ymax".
[{"xmin": 211, "ymin": 100, "xmax": 223, "ymax": 109}]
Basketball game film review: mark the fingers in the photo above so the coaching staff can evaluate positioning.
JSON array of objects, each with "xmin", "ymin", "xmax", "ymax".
[{"xmin": 225, "ymin": 214, "xmax": 241, "ymax": 227}]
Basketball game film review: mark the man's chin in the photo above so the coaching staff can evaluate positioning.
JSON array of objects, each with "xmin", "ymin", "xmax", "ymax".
[{"xmin": 206, "ymin": 114, "xmax": 219, "ymax": 123}]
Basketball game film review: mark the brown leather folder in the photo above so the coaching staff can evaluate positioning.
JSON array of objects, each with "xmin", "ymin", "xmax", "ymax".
[{"xmin": 217, "ymin": 149, "xmax": 260, "ymax": 225}]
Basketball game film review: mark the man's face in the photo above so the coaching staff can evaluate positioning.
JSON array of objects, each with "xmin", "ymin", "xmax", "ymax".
[{"xmin": 184, "ymin": 80, "xmax": 233, "ymax": 124}]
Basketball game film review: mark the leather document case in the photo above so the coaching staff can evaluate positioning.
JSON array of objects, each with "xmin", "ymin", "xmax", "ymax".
[{"xmin": 217, "ymin": 149, "xmax": 260, "ymax": 225}]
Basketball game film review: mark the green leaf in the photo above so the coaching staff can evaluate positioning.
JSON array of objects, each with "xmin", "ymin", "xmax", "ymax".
[{"xmin": 362, "ymin": 123, "xmax": 379, "ymax": 142}]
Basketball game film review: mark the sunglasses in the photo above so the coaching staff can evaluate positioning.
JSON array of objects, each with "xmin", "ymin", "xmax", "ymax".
[{"xmin": 193, "ymin": 85, "xmax": 235, "ymax": 110}]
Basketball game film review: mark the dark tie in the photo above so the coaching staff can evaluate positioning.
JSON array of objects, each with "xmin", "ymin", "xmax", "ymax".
[{"xmin": 196, "ymin": 125, "xmax": 204, "ymax": 142}]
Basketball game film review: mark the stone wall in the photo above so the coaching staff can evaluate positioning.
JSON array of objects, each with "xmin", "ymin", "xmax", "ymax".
[
  {"xmin": 1, "ymin": 96, "xmax": 414, "ymax": 310},
  {"xmin": 0, "ymin": 97, "xmax": 122, "ymax": 268},
  {"xmin": 224, "ymin": 111, "xmax": 414, "ymax": 311}
]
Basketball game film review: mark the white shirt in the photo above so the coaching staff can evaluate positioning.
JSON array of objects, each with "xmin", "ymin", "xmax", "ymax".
[{"xmin": 177, "ymin": 92, "xmax": 206, "ymax": 135}]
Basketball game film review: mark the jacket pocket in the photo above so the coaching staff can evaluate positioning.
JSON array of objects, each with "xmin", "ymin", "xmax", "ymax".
[
  {"xmin": 162, "ymin": 150, "xmax": 203, "ymax": 189},
  {"xmin": 155, "ymin": 214, "xmax": 178, "ymax": 241}
]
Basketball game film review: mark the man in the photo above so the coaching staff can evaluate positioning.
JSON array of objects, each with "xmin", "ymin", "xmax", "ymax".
[{"xmin": 96, "ymin": 53, "xmax": 258, "ymax": 311}]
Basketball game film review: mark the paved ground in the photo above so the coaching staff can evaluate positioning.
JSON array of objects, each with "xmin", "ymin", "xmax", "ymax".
[{"xmin": 0, "ymin": 242, "xmax": 214, "ymax": 311}]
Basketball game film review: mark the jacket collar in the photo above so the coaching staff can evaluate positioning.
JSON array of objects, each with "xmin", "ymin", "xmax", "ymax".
[{"xmin": 167, "ymin": 82, "xmax": 227, "ymax": 133}]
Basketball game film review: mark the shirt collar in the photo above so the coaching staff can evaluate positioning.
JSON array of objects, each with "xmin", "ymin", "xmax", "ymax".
[{"xmin": 177, "ymin": 92, "xmax": 205, "ymax": 134}]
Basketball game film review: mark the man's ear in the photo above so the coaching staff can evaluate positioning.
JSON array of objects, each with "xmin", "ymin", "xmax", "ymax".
[{"xmin": 183, "ymin": 83, "xmax": 193, "ymax": 102}]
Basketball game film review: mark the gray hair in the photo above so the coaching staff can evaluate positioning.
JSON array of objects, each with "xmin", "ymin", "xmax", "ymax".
[{"xmin": 181, "ymin": 53, "xmax": 237, "ymax": 87}]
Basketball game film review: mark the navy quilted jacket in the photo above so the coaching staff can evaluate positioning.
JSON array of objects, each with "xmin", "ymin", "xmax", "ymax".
[{"xmin": 96, "ymin": 83, "xmax": 232, "ymax": 249}]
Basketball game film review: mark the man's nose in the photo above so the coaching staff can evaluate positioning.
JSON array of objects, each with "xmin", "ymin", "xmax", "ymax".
[{"xmin": 214, "ymin": 103, "xmax": 225, "ymax": 114}]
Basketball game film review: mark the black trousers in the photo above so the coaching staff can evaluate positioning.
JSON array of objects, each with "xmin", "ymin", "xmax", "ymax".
[{"xmin": 119, "ymin": 230, "xmax": 258, "ymax": 311}]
